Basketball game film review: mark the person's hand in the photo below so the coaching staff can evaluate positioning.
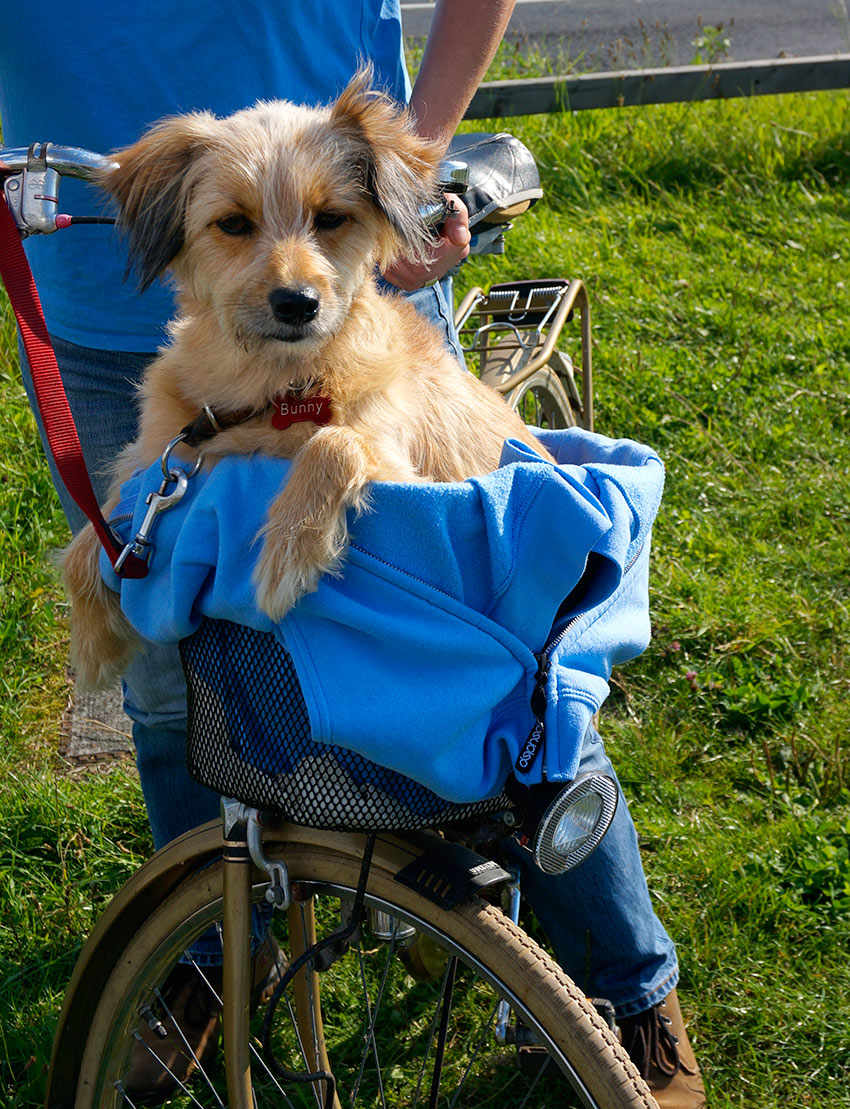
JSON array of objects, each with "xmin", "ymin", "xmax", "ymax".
[{"xmin": 382, "ymin": 194, "xmax": 470, "ymax": 291}]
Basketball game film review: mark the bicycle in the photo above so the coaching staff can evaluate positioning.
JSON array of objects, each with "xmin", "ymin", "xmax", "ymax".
[{"xmin": 1, "ymin": 136, "xmax": 658, "ymax": 1109}]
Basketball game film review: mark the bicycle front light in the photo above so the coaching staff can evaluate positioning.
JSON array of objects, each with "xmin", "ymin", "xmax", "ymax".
[
  {"xmin": 507, "ymin": 773, "xmax": 619, "ymax": 875},
  {"xmin": 533, "ymin": 774, "xmax": 618, "ymax": 875}
]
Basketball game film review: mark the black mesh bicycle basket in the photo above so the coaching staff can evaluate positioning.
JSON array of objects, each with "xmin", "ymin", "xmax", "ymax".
[{"xmin": 181, "ymin": 618, "xmax": 509, "ymax": 832}]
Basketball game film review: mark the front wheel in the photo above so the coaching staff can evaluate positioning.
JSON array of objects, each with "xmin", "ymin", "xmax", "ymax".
[{"xmin": 75, "ymin": 831, "xmax": 655, "ymax": 1108}]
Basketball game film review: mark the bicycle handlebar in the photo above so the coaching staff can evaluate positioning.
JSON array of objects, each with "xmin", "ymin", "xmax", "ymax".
[
  {"xmin": 0, "ymin": 141, "xmax": 467, "ymax": 239},
  {"xmin": 0, "ymin": 142, "xmax": 118, "ymax": 179},
  {"xmin": 0, "ymin": 142, "xmax": 119, "ymax": 237},
  {"xmin": 1, "ymin": 140, "xmax": 516, "ymax": 260}
]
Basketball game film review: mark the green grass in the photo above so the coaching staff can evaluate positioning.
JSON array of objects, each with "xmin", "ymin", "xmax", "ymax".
[
  {"xmin": 2, "ymin": 88, "xmax": 850, "ymax": 1106},
  {"xmin": 0, "ymin": 300, "xmax": 152, "ymax": 1100},
  {"xmin": 452, "ymin": 91, "xmax": 850, "ymax": 1105}
]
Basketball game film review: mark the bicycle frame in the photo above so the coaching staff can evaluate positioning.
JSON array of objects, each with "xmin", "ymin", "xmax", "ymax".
[{"xmin": 2, "ymin": 137, "xmax": 629, "ymax": 1109}]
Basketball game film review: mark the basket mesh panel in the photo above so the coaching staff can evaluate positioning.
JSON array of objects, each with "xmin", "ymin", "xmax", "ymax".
[{"xmin": 181, "ymin": 619, "xmax": 509, "ymax": 832}]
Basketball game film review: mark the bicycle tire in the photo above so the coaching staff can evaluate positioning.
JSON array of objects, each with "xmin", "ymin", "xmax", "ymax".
[
  {"xmin": 507, "ymin": 365, "xmax": 577, "ymax": 430},
  {"xmin": 75, "ymin": 831, "xmax": 656, "ymax": 1109}
]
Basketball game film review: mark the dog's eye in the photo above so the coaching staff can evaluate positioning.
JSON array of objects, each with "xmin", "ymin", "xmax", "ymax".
[
  {"xmin": 314, "ymin": 211, "xmax": 348, "ymax": 232},
  {"xmin": 216, "ymin": 214, "xmax": 254, "ymax": 236}
]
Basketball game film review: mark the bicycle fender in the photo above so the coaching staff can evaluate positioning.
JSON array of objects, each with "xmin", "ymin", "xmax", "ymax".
[
  {"xmin": 393, "ymin": 835, "xmax": 513, "ymax": 909},
  {"xmin": 45, "ymin": 820, "xmax": 507, "ymax": 1106},
  {"xmin": 259, "ymin": 825, "xmax": 512, "ymax": 909}
]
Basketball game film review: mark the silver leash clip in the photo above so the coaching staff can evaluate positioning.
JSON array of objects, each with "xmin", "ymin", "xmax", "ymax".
[
  {"xmin": 113, "ymin": 467, "xmax": 190, "ymax": 574},
  {"xmin": 114, "ymin": 433, "xmax": 202, "ymax": 574}
]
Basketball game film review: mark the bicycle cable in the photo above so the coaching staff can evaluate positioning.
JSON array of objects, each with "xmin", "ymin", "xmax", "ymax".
[{"xmin": 260, "ymin": 833, "xmax": 378, "ymax": 1109}]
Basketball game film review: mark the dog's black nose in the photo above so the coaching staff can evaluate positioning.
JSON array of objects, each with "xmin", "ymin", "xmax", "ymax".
[{"xmin": 268, "ymin": 286, "xmax": 320, "ymax": 326}]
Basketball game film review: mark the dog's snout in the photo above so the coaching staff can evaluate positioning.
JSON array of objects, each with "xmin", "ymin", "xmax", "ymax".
[{"xmin": 268, "ymin": 286, "xmax": 320, "ymax": 326}]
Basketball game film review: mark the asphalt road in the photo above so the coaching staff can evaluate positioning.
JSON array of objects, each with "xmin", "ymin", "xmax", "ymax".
[{"xmin": 402, "ymin": 0, "xmax": 850, "ymax": 68}]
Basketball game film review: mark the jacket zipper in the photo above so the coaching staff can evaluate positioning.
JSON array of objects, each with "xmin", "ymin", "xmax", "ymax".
[
  {"xmin": 514, "ymin": 650, "xmax": 551, "ymax": 773},
  {"xmin": 514, "ymin": 541, "xmax": 645, "ymax": 776}
]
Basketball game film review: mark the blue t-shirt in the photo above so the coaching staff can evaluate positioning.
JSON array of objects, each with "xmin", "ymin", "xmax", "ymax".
[{"xmin": 0, "ymin": 1, "xmax": 409, "ymax": 351}]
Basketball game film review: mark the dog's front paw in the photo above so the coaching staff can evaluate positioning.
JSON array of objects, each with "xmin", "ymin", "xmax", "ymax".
[
  {"xmin": 254, "ymin": 541, "xmax": 323, "ymax": 620},
  {"xmin": 253, "ymin": 502, "xmax": 349, "ymax": 621}
]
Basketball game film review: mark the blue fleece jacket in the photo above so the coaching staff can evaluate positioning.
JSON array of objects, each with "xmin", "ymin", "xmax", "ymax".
[{"xmin": 102, "ymin": 427, "xmax": 664, "ymax": 802}]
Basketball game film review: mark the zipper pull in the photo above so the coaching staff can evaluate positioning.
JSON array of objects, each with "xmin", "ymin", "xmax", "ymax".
[{"xmin": 515, "ymin": 652, "xmax": 550, "ymax": 775}]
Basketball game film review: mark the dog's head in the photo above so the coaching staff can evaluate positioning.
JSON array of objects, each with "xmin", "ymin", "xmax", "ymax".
[{"xmin": 100, "ymin": 68, "xmax": 443, "ymax": 353}]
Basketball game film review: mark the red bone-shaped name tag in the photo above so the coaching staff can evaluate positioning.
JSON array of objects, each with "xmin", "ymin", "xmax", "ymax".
[{"xmin": 271, "ymin": 393, "xmax": 333, "ymax": 430}]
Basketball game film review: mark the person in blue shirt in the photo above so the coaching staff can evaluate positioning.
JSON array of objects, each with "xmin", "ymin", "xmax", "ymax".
[
  {"xmin": 0, "ymin": 3, "xmax": 704, "ymax": 1104},
  {"xmin": 1, "ymin": 0, "xmax": 478, "ymax": 850}
]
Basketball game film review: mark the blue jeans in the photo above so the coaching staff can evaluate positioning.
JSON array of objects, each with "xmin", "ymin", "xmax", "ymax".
[
  {"xmin": 504, "ymin": 727, "xmax": 678, "ymax": 1017},
  {"xmin": 18, "ymin": 279, "xmax": 677, "ymax": 1011}
]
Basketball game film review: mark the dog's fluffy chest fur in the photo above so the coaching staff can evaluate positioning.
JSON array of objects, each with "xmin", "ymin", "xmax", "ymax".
[{"xmin": 131, "ymin": 283, "xmax": 544, "ymax": 486}]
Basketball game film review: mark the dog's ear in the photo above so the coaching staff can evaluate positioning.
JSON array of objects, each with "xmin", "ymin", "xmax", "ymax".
[
  {"xmin": 329, "ymin": 66, "xmax": 443, "ymax": 264},
  {"xmin": 96, "ymin": 113, "xmax": 216, "ymax": 291}
]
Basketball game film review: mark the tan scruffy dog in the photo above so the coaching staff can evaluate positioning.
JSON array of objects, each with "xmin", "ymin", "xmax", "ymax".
[{"xmin": 63, "ymin": 68, "xmax": 553, "ymax": 690}]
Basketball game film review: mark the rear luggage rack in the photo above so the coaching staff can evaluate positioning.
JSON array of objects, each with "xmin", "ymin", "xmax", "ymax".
[{"xmin": 455, "ymin": 277, "xmax": 594, "ymax": 431}]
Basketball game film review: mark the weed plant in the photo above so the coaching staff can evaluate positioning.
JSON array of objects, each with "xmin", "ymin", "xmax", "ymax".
[{"xmin": 1, "ymin": 87, "xmax": 849, "ymax": 1106}]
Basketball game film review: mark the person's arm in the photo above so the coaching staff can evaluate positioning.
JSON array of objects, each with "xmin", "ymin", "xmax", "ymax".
[
  {"xmin": 408, "ymin": 0, "xmax": 516, "ymax": 147},
  {"xmin": 382, "ymin": 0, "xmax": 517, "ymax": 291}
]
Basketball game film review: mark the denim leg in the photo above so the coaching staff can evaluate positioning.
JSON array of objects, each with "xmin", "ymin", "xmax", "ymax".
[
  {"xmin": 121, "ymin": 642, "xmax": 220, "ymax": 849},
  {"xmin": 502, "ymin": 726, "xmax": 679, "ymax": 1018},
  {"xmin": 18, "ymin": 334, "xmax": 221, "ymax": 847}
]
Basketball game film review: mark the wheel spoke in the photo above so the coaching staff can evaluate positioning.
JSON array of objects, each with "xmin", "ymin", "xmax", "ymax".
[
  {"xmin": 127, "ymin": 1030, "xmax": 209, "ymax": 1108},
  {"xmin": 350, "ymin": 930, "xmax": 397, "ymax": 1108},
  {"xmin": 447, "ymin": 997, "xmax": 500, "ymax": 1109},
  {"xmin": 248, "ymin": 1035, "xmax": 300, "ymax": 1109},
  {"xmin": 426, "ymin": 954, "xmax": 458, "ymax": 1109},
  {"xmin": 113, "ymin": 1083, "xmax": 142, "ymax": 1108},
  {"xmin": 152, "ymin": 978, "xmax": 225, "ymax": 1106},
  {"xmin": 411, "ymin": 958, "xmax": 450, "ymax": 1109},
  {"xmin": 518, "ymin": 1052, "xmax": 554, "ymax": 1108}
]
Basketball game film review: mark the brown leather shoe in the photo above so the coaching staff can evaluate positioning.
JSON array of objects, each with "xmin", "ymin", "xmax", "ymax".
[
  {"xmin": 124, "ymin": 934, "xmax": 284, "ymax": 1104},
  {"xmin": 618, "ymin": 989, "xmax": 707, "ymax": 1109}
]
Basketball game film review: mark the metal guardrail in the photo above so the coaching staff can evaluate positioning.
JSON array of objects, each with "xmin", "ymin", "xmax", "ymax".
[{"xmin": 465, "ymin": 53, "xmax": 850, "ymax": 117}]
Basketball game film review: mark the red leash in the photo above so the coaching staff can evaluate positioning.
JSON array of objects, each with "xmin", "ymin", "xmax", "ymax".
[{"xmin": 0, "ymin": 195, "xmax": 148, "ymax": 577}]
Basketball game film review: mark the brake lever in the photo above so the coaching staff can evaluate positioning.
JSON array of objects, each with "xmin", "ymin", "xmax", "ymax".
[{"xmin": 3, "ymin": 146, "xmax": 60, "ymax": 236}]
